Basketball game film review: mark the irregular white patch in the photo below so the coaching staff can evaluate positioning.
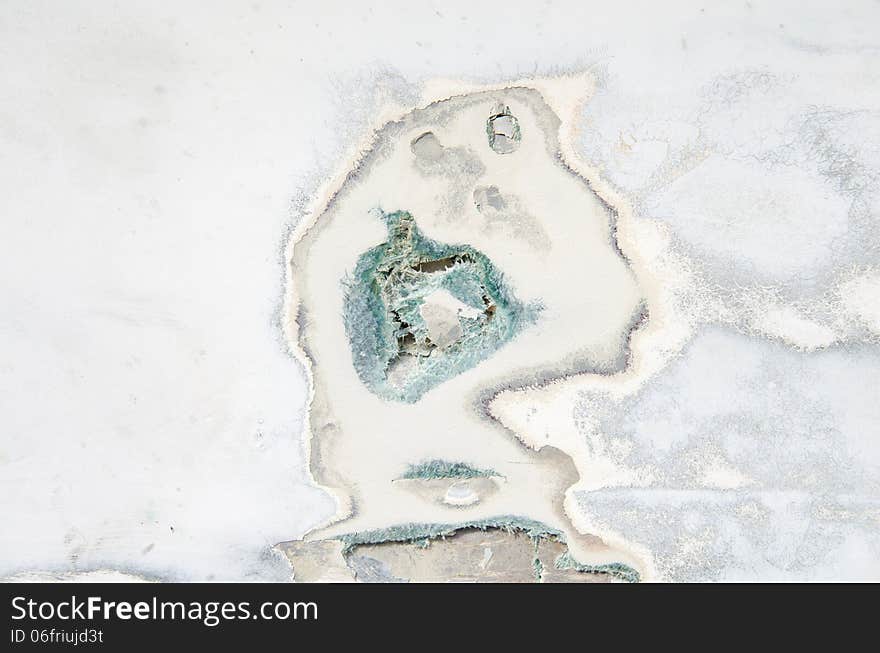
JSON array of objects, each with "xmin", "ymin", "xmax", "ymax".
[
  {"xmin": 698, "ymin": 454, "xmax": 755, "ymax": 490},
  {"xmin": 418, "ymin": 289, "xmax": 481, "ymax": 349},
  {"xmin": 754, "ymin": 305, "xmax": 839, "ymax": 351},
  {"xmin": 839, "ymin": 269, "xmax": 880, "ymax": 336},
  {"xmin": 443, "ymin": 481, "xmax": 480, "ymax": 507}
]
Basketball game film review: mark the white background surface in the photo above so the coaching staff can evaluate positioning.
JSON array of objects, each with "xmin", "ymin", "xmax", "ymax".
[{"xmin": 2, "ymin": 1, "xmax": 879, "ymax": 580}]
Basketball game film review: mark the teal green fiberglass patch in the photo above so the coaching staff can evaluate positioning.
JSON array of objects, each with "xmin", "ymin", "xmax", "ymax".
[
  {"xmin": 334, "ymin": 516, "xmax": 640, "ymax": 582},
  {"xmin": 400, "ymin": 460, "xmax": 499, "ymax": 480},
  {"xmin": 343, "ymin": 210, "xmax": 536, "ymax": 403}
]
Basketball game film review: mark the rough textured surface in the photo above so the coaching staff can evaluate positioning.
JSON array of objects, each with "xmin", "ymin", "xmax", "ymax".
[
  {"xmin": 345, "ymin": 531, "xmax": 611, "ymax": 583},
  {"xmin": 288, "ymin": 83, "xmax": 644, "ymax": 581},
  {"xmin": 282, "ymin": 518, "xmax": 636, "ymax": 583},
  {"xmin": 3, "ymin": 2, "xmax": 880, "ymax": 583},
  {"xmin": 572, "ymin": 329, "xmax": 880, "ymax": 581},
  {"xmin": 343, "ymin": 210, "xmax": 534, "ymax": 402},
  {"xmin": 400, "ymin": 460, "xmax": 499, "ymax": 480}
]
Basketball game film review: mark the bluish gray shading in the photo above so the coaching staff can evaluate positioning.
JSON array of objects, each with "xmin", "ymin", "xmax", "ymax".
[{"xmin": 574, "ymin": 327, "xmax": 880, "ymax": 581}]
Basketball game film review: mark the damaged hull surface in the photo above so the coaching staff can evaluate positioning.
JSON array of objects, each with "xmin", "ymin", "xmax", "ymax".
[{"xmin": 284, "ymin": 86, "xmax": 648, "ymax": 581}]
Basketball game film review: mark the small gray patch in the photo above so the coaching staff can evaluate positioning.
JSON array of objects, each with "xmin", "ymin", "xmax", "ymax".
[
  {"xmin": 410, "ymin": 131, "xmax": 446, "ymax": 161},
  {"xmin": 487, "ymin": 103, "xmax": 521, "ymax": 154},
  {"xmin": 473, "ymin": 185, "xmax": 507, "ymax": 211},
  {"xmin": 346, "ymin": 554, "xmax": 409, "ymax": 583}
]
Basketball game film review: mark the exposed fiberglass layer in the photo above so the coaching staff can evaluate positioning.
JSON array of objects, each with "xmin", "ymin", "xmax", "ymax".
[
  {"xmin": 335, "ymin": 517, "xmax": 640, "ymax": 583},
  {"xmin": 399, "ymin": 459, "xmax": 499, "ymax": 480},
  {"xmin": 287, "ymin": 85, "xmax": 647, "ymax": 582},
  {"xmin": 343, "ymin": 210, "xmax": 537, "ymax": 402}
]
